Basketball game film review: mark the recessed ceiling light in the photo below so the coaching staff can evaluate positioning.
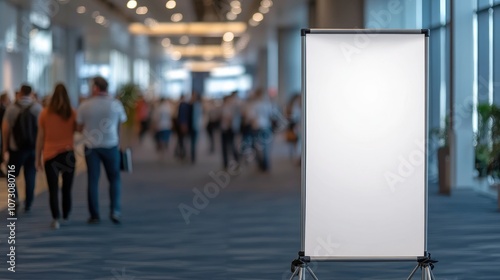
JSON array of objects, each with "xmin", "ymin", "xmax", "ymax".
[
  {"xmin": 261, "ymin": 0, "xmax": 273, "ymax": 8},
  {"xmin": 136, "ymin": 6, "xmax": 148, "ymax": 15},
  {"xmin": 161, "ymin": 38, "xmax": 171, "ymax": 47},
  {"xmin": 230, "ymin": 0, "xmax": 241, "ymax": 8},
  {"xmin": 95, "ymin": 15, "xmax": 105, "ymax": 25},
  {"xmin": 76, "ymin": 6, "xmax": 86, "ymax": 14},
  {"xmin": 252, "ymin": 12, "xmax": 264, "ymax": 22},
  {"xmin": 259, "ymin": 6, "xmax": 269, "ymax": 14},
  {"xmin": 171, "ymin": 13, "xmax": 183, "ymax": 22},
  {"xmin": 223, "ymin": 32, "xmax": 234, "ymax": 42},
  {"xmin": 179, "ymin": 35, "xmax": 189, "ymax": 44},
  {"xmin": 127, "ymin": 0, "xmax": 137, "ymax": 9},
  {"xmin": 231, "ymin": 7, "xmax": 241, "ymax": 15},
  {"xmin": 226, "ymin": 12, "xmax": 237, "ymax": 20},
  {"xmin": 166, "ymin": 0, "xmax": 176, "ymax": 9}
]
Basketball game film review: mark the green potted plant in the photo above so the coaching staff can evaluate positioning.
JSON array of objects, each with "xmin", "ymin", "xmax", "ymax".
[
  {"xmin": 117, "ymin": 83, "xmax": 140, "ymax": 127},
  {"xmin": 117, "ymin": 83, "xmax": 140, "ymax": 147},
  {"xmin": 475, "ymin": 103, "xmax": 493, "ymax": 177},
  {"xmin": 486, "ymin": 105, "xmax": 500, "ymax": 177},
  {"xmin": 488, "ymin": 105, "xmax": 500, "ymax": 210}
]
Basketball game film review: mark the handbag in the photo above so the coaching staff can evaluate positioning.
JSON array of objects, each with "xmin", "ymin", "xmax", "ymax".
[{"xmin": 119, "ymin": 148, "xmax": 133, "ymax": 173}]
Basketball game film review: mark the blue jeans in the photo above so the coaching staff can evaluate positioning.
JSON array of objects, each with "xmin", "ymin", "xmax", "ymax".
[
  {"xmin": 84, "ymin": 146, "xmax": 121, "ymax": 219},
  {"xmin": 8, "ymin": 149, "xmax": 36, "ymax": 210},
  {"xmin": 253, "ymin": 128, "xmax": 272, "ymax": 171}
]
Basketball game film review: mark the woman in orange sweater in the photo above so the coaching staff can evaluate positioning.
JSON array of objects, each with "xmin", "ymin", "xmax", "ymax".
[{"xmin": 35, "ymin": 84, "xmax": 76, "ymax": 229}]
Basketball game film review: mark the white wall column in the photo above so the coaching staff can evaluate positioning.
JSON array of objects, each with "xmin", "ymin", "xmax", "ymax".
[{"xmin": 450, "ymin": 0, "xmax": 475, "ymax": 188}]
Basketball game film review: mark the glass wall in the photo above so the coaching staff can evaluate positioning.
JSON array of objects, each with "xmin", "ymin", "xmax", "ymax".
[
  {"xmin": 109, "ymin": 49, "xmax": 130, "ymax": 95},
  {"xmin": 28, "ymin": 29, "xmax": 53, "ymax": 96},
  {"xmin": 133, "ymin": 58, "xmax": 150, "ymax": 91}
]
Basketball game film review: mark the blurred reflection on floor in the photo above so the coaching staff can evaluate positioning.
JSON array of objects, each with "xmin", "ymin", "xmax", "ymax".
[{"xmin": 0, "ymin": 132, "xmax": 499, "ymax": 279}]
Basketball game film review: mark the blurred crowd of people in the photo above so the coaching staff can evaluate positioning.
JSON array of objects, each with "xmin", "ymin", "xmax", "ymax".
[
  {"xmin": 0, "ymin": 78, "xmax": 302, "ymax": 230},
  {"xmin": 133, "ymin": 88, "xmax": 302, "ymax": 171}
]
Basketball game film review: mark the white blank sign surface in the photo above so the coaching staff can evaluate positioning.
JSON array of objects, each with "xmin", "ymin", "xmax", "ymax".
[{"xmin": 303, "ymin": 32, "xmax": 427, "ymax": 260}]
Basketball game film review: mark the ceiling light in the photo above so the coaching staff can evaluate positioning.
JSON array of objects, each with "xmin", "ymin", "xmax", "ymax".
[
  {"xmin": 252, "ymin": 13, "xmax": 264, "ymax": 22},
  {"xmin": 179, "ymin": 35, "xmax": 190, "ymax": 44},
  {"xmin": 92, "ymin": 11, "xmax": 100, "ymax": 18},
  {"xmin": 129, "ymin": 22, "xmax": 247, "ymax": 36},
  {"xmin": 259, "ymin": 6, "xmax": 269, "ymax": 14},
  {"xmin": 136, "ymin": 6, "xmax": 148, "ymax": 15},
  {"xmin": 231, "ymin": 7, "xmax": 242, "ymax": 15},
  {"xmin": 95, "ymin": 15, "xmax": 105, "ymax": 25},
  {"xmin": 161, "ymin": 38, "xmax": 171, "ymax": 47},
  {"xmin": 249, "ymin": 19, "xmax": 259, "ymax": 27},
  {"xmin": 171, "ymin": 13, "xmax": 183, "ymax": 22},
  {"xmin": 169, "ymin": 45, "xmax": 231, "ymax": 57},
  {"xmin": 166, "ymin": 0, "xmax": 176, "ymax": 9},
  {"xmin": 261, "ymin": 0, "xmax": 273, "ymax": 8},
  {"xmin": 76, "ymin": 6, "xmax": 86, "ymax": 14},
  {"xmin": 211, "ymin": 65, "xmax": 245, "ymax": 77},
  {"xmin": 223, "ymin": 32, "xmax": 234, "ymax": 42},
  {"xmin": 172, "ymin": 51, "xmax": 182, "ymax": 61},
  {"xmin": 226, "ymin": 12, "xmax": 237, "ymax": 20},
  {"xmin": 58, "ymin": 0, "xmax": 69, "ymax": 4},
  {"xmin": 230, "ymin": 0, "xmax": 241, "ymax": 8},
  {"xmin": 127, "ymin": 0, "xmax": 137, "ymax": 9},
  {"xmin": 145, "ymin": 18, "xmax": 158, "ymax": 27},
  {"xmin": 184, "ymin": 61, "xmax": 226, "ymax": 72}
]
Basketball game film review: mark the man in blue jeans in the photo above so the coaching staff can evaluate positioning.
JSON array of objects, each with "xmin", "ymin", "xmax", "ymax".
[
  {"xmin": 77, "ymin": 77, "xmax": 126, "ymax": 224},
  {"xmin": 2, "ymin": 84, "xmax": 42, "ymax": 213}
]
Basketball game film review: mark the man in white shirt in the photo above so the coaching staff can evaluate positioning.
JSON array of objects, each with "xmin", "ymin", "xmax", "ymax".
[
  {"xmin": 77, "ymin": 77, "xmax": 127, "ymax": 224},
  {"xmin": 248, "ymin": 88, "xmax": 274, "ymax": 172}
]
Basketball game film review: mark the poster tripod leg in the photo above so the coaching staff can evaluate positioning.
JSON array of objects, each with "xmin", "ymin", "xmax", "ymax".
[
  {"xmin": 290, "ymin": 255, "xmax": 319, "ymax": 280},
  {"xmin": 407, "ymin": 253, "xmax": 438, "ymax": 280}
]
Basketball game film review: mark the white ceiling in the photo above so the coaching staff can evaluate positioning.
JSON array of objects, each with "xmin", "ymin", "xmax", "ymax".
[{"xmin": 7, "ymin": 0, "xmax": 309, "ymax": 64}]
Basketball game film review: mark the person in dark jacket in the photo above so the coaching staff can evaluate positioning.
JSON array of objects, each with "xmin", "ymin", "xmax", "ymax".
[{"xmin": 0, "ymin": 92, "xmax": 11, "ymax": 177}]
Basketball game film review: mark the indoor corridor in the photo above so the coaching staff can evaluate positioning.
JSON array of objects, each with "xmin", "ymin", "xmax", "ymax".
[{"xmin": 0, "ymin": 132, "xmax": 498, "ymax": 280}]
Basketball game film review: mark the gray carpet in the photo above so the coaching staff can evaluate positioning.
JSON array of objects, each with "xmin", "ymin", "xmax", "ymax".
[{"xmin": 0, "ymin": 136, "xmax": 499, "ymax": 279}]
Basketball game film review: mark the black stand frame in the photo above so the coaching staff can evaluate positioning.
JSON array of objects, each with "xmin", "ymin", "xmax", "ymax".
[
  {"xmin": 289, "ymin": 252, "xmax": 319, "ymax": 280},
  {"xmin": 289, "ymin": 252, "xmax": 438, "ymax": 280},
  {"xmin": 407, "ymin": 253, "xmax": 438, "ymax": 280}
]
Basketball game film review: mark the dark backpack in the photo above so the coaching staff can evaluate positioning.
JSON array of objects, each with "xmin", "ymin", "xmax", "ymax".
[{"xmin": 12, "ymin": 102, "xmax": 37, "ymax": 150}]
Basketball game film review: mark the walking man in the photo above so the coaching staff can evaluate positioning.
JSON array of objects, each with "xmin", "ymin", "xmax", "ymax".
[
  {"xmin": 77, "ymin": 77, "xmax": 127, "ymax": 224},
  {"xmin": 2, "ymin": 84, "xmax": 42, "ymax": 213}
]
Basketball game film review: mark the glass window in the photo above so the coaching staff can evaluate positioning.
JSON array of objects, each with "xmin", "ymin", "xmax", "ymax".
[
  {"xmin": 493, "ymin": 7, "xmax": 500, "ymax": 103},
  {"xmin": 133, "ymin": 59, "xmax": 150, "ymax": 90},
  {"xmin": 109, "ymin": 50, "xmax": 130, "ymax": 95},
  {"xmin": 477, "ymin": 9, "xmax": 492, "ymax": 104}
]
